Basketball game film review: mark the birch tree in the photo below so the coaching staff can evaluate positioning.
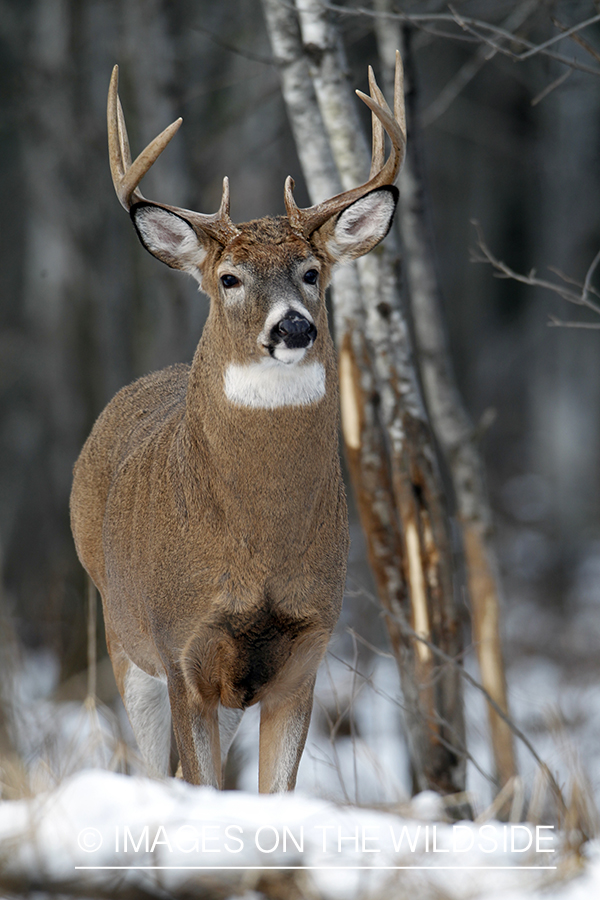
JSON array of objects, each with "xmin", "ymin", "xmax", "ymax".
[{"xmin": 262, "ymin": 0, "xmax": 467, "ymax": 797}]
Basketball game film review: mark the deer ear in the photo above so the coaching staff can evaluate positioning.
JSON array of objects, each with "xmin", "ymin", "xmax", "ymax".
[
  {"xmin": 319, "ymin": 186, "xmax": 399, "ymax": 263},
  {"xmin": 131, "ymin": 204, "xmax": 207, "ymax": 281}
]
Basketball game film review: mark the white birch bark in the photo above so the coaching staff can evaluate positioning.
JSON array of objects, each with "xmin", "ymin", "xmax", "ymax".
[{"xmin": 262, "ymin": 0, "xmax": 467, "ymax": 796}]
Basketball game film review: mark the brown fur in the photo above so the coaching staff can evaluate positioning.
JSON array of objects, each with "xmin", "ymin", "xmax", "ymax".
[
  {"xmin": 71, "ymin": 149, "xmax": 399, "ymax": 791},
  {"xmin": 88, "ymin": 63, "xmax": 400, "ymax": 790},
  {"xmin": 70, "ymin": 217, "xmax": 351, "ymax": 789}
]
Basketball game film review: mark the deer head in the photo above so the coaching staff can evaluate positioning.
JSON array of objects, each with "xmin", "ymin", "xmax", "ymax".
[{"xmin": 107, "ymin": 59, "xmax": 405, "ymax": 411}]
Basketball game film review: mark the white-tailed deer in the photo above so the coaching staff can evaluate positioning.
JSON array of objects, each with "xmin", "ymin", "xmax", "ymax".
[{"xmin": 70, "ymin": 56, "xmax": 405, "ymax": 791}]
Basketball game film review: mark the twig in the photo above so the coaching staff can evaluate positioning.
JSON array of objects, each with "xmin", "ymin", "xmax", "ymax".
[
  {"xmin": 448, "ymin": 4, "xmax": 600, "ymax": 74},
  {"xmin": 326, "ymin": 649, "xmax": 405, "ymax": 713},
  {"xmin": 511, "ymin": 12, "xmax": 600, "ymax": 61},
  {"xmin": 192, "ymin": 24, "xmax": 274, "ymax": 66},
  {"xmin": 471, "ymin": 220, "xmax": 582, "ymax": 302},
  {"xmin": 321, "ymin": 2, "xmax": 600, "ymax": 76},
  {"xmin": 531, "ymin": 68, "xmax": 572, "ymax": 106},
  {"xmin": 353, "ymin": 582, "xmax": 567, "ymax": 813},
  {"xmin": 581, "ymin": 246, "xmax": 600, "ymax": 308},
  {"xmin": 471, "ymin": 220, "xmax": 600, "ymax": 326},
  {"xmin": 421, "ymin": 0, "xmax": 539, "ymax": 125},
  {"xmin": 552, "ymin": 16, "xmax": 600, "ymax": 64},
  {"xmin": 548, "ymin": 317, "xmax": 600, "ymax": 330},
  {"xmin": 343, "ymin": 590, "xmax": 564, "ymax": 810},
  {"xmin": 348, "ymin": 629, "xmax": 361, "ymax": 804},
  {"xmin": 400, "ymin": 614, "xmax": 567, "ymax": 813},
  {"xmin": 547, "ymin": 265, "xmax": 600, "ymax": 299}
]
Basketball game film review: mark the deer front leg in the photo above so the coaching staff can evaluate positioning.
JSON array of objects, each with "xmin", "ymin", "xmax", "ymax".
[
  {"xmin": 168, "ymin": 671, "xmax": 221, "ymax": 786},
  {"xmin": 258, "ymin": 676, "xmax": 316, "ymax": 793}
]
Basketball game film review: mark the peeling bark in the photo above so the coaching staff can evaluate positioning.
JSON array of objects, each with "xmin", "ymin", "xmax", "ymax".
[{"xmin": 374, "ymin": 8, "xmax": 515, "ymax": 788}]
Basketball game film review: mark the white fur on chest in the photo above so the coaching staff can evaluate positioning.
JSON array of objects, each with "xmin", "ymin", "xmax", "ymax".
[{"xmin": 224, "ymin": 358, "xmax": 326, "ymax": 409}]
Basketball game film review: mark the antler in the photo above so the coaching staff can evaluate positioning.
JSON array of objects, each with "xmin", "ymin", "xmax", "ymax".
[
  {"xmin": 107, "ymin": 65, "xmax": 240, "ymax": 244},
  {"xmin": 284, "ymin": 51, "xmax": 406, "ymax": 238}
]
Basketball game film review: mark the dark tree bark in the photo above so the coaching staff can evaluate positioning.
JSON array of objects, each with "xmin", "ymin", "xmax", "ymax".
[{"xmin": 375, "ymin": 12, "xmax": 515, "ymax": 789}]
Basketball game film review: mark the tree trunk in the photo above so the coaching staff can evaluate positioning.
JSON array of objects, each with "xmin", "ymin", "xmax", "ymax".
[
  {"xmin": 372, "ymin": 1, "xmax": 516, "ymax": 790},
  {"xmin": 262, "ymin": 0, "xmax": 467, "ymax": 796}
]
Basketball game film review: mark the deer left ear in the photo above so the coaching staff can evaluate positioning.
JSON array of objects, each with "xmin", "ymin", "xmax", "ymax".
[{"xmin": 319, "ymin": 185, "xmax": 399, "ymax": 263}]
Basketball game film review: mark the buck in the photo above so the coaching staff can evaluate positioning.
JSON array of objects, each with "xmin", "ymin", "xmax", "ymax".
[{"xmin": 70, "ymin": 56, "xmax": 405, "ymax": 791}]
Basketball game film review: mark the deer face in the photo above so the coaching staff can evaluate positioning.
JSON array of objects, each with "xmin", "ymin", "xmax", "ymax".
[
  {"xmin": 132, "ymin": 206, "xmax": 330, "ymax": 408},
  {"xmin": 211, "ymin": 220, "xmax": 324, "ymax": 367},
  {"xmin": 131, "ymin": 190, "xmax": 397, "ymax": 408},
  {"xmin": 132, "ymin": 187, "xmax": 397, "ymax": 351},
  {"xmin": 132, "ymin": 206, "xmax": 329, "ymax": 361}
]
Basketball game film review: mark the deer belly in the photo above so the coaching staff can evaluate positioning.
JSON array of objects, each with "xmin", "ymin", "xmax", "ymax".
[{"xmin": 181, "ymin": 606, "xmax": 324, "ymax": 710}]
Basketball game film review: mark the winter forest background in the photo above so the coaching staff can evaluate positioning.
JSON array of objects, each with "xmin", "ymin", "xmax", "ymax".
[{"xmin": 1, "ymin": 0, "xmax": 600, "ymax": 831}]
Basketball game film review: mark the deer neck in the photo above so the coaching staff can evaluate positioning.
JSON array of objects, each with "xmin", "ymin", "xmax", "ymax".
[{"xmin": 183, "ymin": 316, "xmax": 340, "ymax": 504}]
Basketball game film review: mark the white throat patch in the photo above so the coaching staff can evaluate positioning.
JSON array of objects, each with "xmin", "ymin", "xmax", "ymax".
[{"xmin": 224, "ymin": 358, "xmax": 326, "ymax": 409}]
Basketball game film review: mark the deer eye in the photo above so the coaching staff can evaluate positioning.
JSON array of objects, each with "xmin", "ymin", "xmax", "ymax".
[
  {"xmin": 303, "ymin": 269, "xmax": 318, "ymax": 285},
  {"xmin": 221, "ymin": 274, "xmax": 240, "ymax": 289}
]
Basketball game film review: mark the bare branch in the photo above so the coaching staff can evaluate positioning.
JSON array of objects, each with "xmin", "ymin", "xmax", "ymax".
[
  {"xmin": 472, "ymin": 220, "xmax": 600, "ymax": 329},
  {"xmin": 322, "ymin": 2, "xmax": 600, "ymax": 77},
  {"xmin": 531, "ymin": 68, "xmax": 572, "ymax": 107},
  {"xmin": 471, "ymin": 219, "xmax": 600, "ymax": 312},
  {"xmin": 548, "ymin": 265, "xmax": 600, "ymax": 300},
  {"xmin": 379, "ymin": 608, "xmax": 567, "ymax": 815},
  {"xmin": 344, "ymin": 573, "xmax": 566, "ymax": 812},
  {"xmin": 448, "ymin": 4, "xmax": 600, "ymax": 75},
  {"xmin": 422, "ymin": 1, "xmax": 538, "ymax": 126},
  {"xmin": 553, "ymin": 15, "xmax": 600, "ymax": 63},
  {"xmin": 581, "ymin": 246, "xmax": 600, "ymax": 309},
  {"xmin": 349, "ymin": 579, "xmax": 565, "ymax": 812},
  {"xmin": 548, "ymin": 317, "xmax": 600, "ymax": 330},
  {"xmin": 511, "ymin": 12, "xmax": 600, "ymax": 61}
]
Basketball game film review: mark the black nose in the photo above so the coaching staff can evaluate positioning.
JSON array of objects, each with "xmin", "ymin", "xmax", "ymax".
[{"xmin": 272, "ymin": 313, "xmax": 317, "ymax": 349}]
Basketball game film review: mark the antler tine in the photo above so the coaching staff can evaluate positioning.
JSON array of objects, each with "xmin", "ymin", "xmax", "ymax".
[
  {"xmin": 285, "ymin": 52, "xmax": 407, "ymax": 238},
  {"xmin": 108, "ymin": 65, "xmax": 183, "ymax": 211},
  {"xmin": 107, "ymin": 66, "xmax": 240, "ymax": 243},
  {"xmin": 218, "ymin": 176, "xmax": 231, "ymax": 219},
  {"xmin": 368, "ymin": 66, "xmax": 385, "ymax": 180},
  {"xmin": 284, "ymin": 176, "xmax": 303, "ymax": 233},
  {"xmin": 394, "ymin": 50, "xmax": 406, "ymax": 146},
  {"xmin": 355, "ymin": 55, "xmax": 405, "ymax": 187},
  {"xmin": 107, "ymin": 66, "xmax": 127, "ymax": 201}
]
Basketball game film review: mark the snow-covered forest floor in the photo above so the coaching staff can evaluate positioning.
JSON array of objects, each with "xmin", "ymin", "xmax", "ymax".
[{"xmin": 1, "ymin": 560, "xmax": 599, "ymax": 900}]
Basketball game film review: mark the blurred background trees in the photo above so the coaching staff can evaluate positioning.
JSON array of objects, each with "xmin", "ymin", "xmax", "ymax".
[{"xmin": 1, "ymin": 0, "xmax": 600, "ymax": 786}]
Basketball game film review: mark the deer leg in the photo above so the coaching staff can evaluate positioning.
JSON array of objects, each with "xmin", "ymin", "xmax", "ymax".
[
  {"xmin": 122, "ymin": 661, "xmax": 172, "ymax": 777},
  {"xmin": 105, "ymin": 626, "xmax": 172, "ymax": 777},
  {"xmin": 167, "ymin": 671, "xmax": 221, "ymax": 786},
  {"xmin": 218, "ymin": 705, "xmax": 244, "ymax": 766},
  {"xmin": 258, "ymin": 677, "xmax": 316, "ymax": 793}
]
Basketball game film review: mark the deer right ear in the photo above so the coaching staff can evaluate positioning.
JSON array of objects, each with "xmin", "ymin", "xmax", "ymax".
[
  {"xmin": 319, "ymin": 186, "xmax": 399, "ymax": 263},
  {"xmin": 131, "ymin": 204, "xmax": 207, "ymax": 282}
]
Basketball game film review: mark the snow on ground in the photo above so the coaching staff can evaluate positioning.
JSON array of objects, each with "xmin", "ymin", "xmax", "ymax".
[
  {"xmin": 2, "ymin": 561, "xmax": 600, "ymax": 899},
  {"xmin": 0, "ymin": 642, "xmax": 598, "ymax": 898},
  {"xmin": 0, "ymin": 768, "xmax": 583, "ymax": 900}
]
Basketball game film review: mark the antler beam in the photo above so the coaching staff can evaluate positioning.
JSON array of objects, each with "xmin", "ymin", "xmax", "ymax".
[
  {"xmin": 284, "ymin": 51, "xmax": 406, "ymax": 238},
  {"xmin": 107, "ymin": 65, "xmax": 240, "ymax": 244}
]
